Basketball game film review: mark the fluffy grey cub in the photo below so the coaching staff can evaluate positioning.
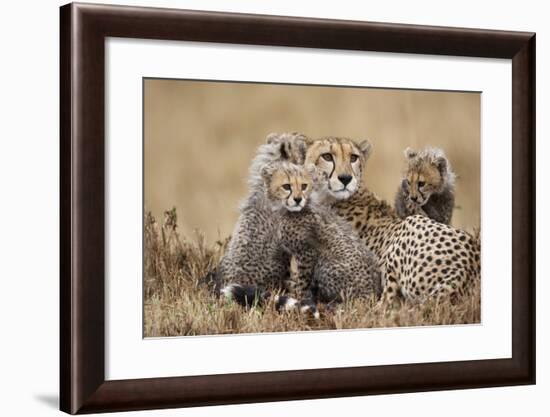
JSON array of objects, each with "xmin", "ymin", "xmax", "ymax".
[
  {"xmin": 214, "ymin": 132, "xmax": 308, "ymax": 305},
  {"xmin": 262, "ymin": 162, "xmax": 382, "ymax": 305},
  {"xmin": 394, "ymin": 147, "xmax": 456, "ymax": 225}
]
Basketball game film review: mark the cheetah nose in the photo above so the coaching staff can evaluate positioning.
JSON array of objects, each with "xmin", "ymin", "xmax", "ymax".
[
  {"xmin": 411, "ymin": 196, "xmax": 419, "ymax": 203},
  {"xmin": 338, "ymin": 174, "xmax": 352, "ymax": 186},
  {"xmin": 294, "ymin": 197, "xmax": 302, "ymax": 205}
]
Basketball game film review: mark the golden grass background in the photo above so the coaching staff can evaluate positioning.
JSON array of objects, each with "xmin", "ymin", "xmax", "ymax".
[{"xmin": 144, "ymin": 79, "xmax": 480, "ymax": 243}]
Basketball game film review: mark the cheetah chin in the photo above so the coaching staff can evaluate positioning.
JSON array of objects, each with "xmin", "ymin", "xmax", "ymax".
[
  {"xmin": 286, "ymin": 204, "xmax": 304, "ymax": 212},
  {"xmin": 329, "ymin": 189, "xmax": 353, "ymax": 200}
]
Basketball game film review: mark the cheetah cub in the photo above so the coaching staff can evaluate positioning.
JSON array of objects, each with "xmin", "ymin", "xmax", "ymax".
[
  {"xmin": 394, "ymin": 147, "xmax": 456, "ymax": 225},
  {"xmin": 215, "ymin": 133, "xmax": 308, "ymax": 304},
  {"xmin": 263, "ymin": 162, "xmax": 382, "ymax": 305}
]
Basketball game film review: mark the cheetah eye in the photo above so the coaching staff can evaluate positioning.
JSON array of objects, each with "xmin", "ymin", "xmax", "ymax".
[
  {"xmin": 350, "ymin": 154, "xmax": 359, "ymax": 163},
  {"xmin": 321, "ymin": 153, "xmax": 333, "ymax": 162},
  {"xmin": 418, "ymin": 181, "xmax": 425, "ymax": 188},
  {"xmin": 282, "ymin": 184, "xmax": 291, "ymax": 191},
  {"xmin": 301, "ymin": 184, "xmax": 308, "ymax": 191}
]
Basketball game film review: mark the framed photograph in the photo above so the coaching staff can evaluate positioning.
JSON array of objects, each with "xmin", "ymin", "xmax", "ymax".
[{"xmin": 60, "ymin": 2, "xmax": 535, "ymax": 414}]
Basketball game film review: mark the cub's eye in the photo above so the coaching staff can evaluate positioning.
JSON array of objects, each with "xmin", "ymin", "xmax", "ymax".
[
  {"xmin": 350, "ymin": 154, "xmax": 359, "ymax": 163},
  {"xmin": 418, "ymin": 181, "xmax": 425, "ymax": 188},
  {"xmin": 301, "ymin": 184, "xmax": 308, "ymax": 191},
  {"xmin": 321, "ymin": 153, "xmax": 333, "ymax": 162},
  {"xmin": 282, "ymin": 184, "xmax": 291, "ymax": 191}
]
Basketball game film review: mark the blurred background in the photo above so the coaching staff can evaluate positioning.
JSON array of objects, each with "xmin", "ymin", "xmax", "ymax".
[{"xmin": 144, "ymin": 79, "xmax": 480, "ymax": 242}]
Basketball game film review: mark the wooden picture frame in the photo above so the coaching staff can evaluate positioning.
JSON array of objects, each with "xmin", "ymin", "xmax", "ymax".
[{"xmin": 60, "ymin": 2, "xmax": 536, "ymax": 414}]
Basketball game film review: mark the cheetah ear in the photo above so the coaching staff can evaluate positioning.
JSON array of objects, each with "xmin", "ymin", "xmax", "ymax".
[
  {"xmin": 404, "ymin": 147, "xmax": 417, "ymax": 159},
  {"xmin": 266, "ymin": 133, "xmax": 280, "ymax": 144},
  {"xmin": 279, "ymin": 142, "xmax": 290, "ymax": 160},
  {"xmin": 296, "ymin": 138, "xmax": 307, "ymax": 164},
  {"xmin": 434, "ymin": 156, "xmax": 447, "ymax": 176},
  {"xmin": 266, "ymin": 132, "xmax": 305, "ymax": 161},
  {"xmin": 290, "ymin": 131, "xmax": 308, "ymax": 141},
  {"xmin": 357, "ymin": 139, "xmax": 373, "ymax": 158}
]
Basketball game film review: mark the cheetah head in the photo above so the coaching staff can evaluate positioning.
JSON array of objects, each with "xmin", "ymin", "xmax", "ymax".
[
  {"xmin": 401, "ymin": 147, "xmax": 455, "ymax": 206},
  {"xmin": 305, "ymin": 136, "xmax": 372, "ymax": 200},
  {"xmin": 261, "ymin": 162, "xmax": 314, "ymax": 212}
]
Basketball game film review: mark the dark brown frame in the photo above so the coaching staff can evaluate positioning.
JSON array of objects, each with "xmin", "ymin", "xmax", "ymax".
[{"xmin": 60, "ymin": 2, "xmax": 536, "ymax": 414}]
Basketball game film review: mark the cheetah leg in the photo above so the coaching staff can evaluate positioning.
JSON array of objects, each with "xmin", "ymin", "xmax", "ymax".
[
  {"xmin": 376, "ymin": 267, "xmax": 402, "ymax": 310},
  {"xmin": 428, "ymin": 277, "xmax": 466, "ymax": 304},
  {"xmin": 286, "ymin": 254, "xmax": 316, "ymax": 298},
  {"xmin": 285, "ymin": 254, "xmax": 316, "ymax": 302},
  {"xmin": 278, "ymin": 254, "xmax": 320, "ymax": 318}
]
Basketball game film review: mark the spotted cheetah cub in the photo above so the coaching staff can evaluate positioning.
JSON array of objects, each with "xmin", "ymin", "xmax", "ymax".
[
  {"xmin": 215, "ymin": 132, "xmax": 308, "ymax": 303},
  {"xmin": 394, "ymin": 147, "xmax": 456, "ymax": 225},
  {"xmin": 262, "ymin": 162, "xmax": 382, "ymax": 305}
]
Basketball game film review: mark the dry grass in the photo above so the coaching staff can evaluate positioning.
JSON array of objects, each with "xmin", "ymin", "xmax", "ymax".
[{"xmin": 143, "ymin": 209, "xmax": 481, "ymax": 338}]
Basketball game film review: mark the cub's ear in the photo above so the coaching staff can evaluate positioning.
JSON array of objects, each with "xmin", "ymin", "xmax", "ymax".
[
  {"xmin": 434, "ymin": 156, "xmax": 448, "ymax": 175},
  {"xmin": 292, "ymin": 133, "xmax": 309, "ymax": 164},
  {"xmin": 404, "ymin": 147, "xmax": 417, "ymax": 159},
  {"xmin": 357, "ymin": 139, "xmax": 373, "ymax": 158},
  {"xmin": 279, "ymin": 142, "xmax": 290, "ymax": 160},
  {"xmin": 266, "ymin": 132, "xmax": 281, "ymax": 144},
  {"xmin": 290, "ymin": 131, "xmax": 309, "ymax": 141}
]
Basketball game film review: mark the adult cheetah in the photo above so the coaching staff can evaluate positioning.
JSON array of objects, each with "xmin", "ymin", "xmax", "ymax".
[{"xmin": 305, "ymin": 136, "xmax": 480, "ymax": 305}]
